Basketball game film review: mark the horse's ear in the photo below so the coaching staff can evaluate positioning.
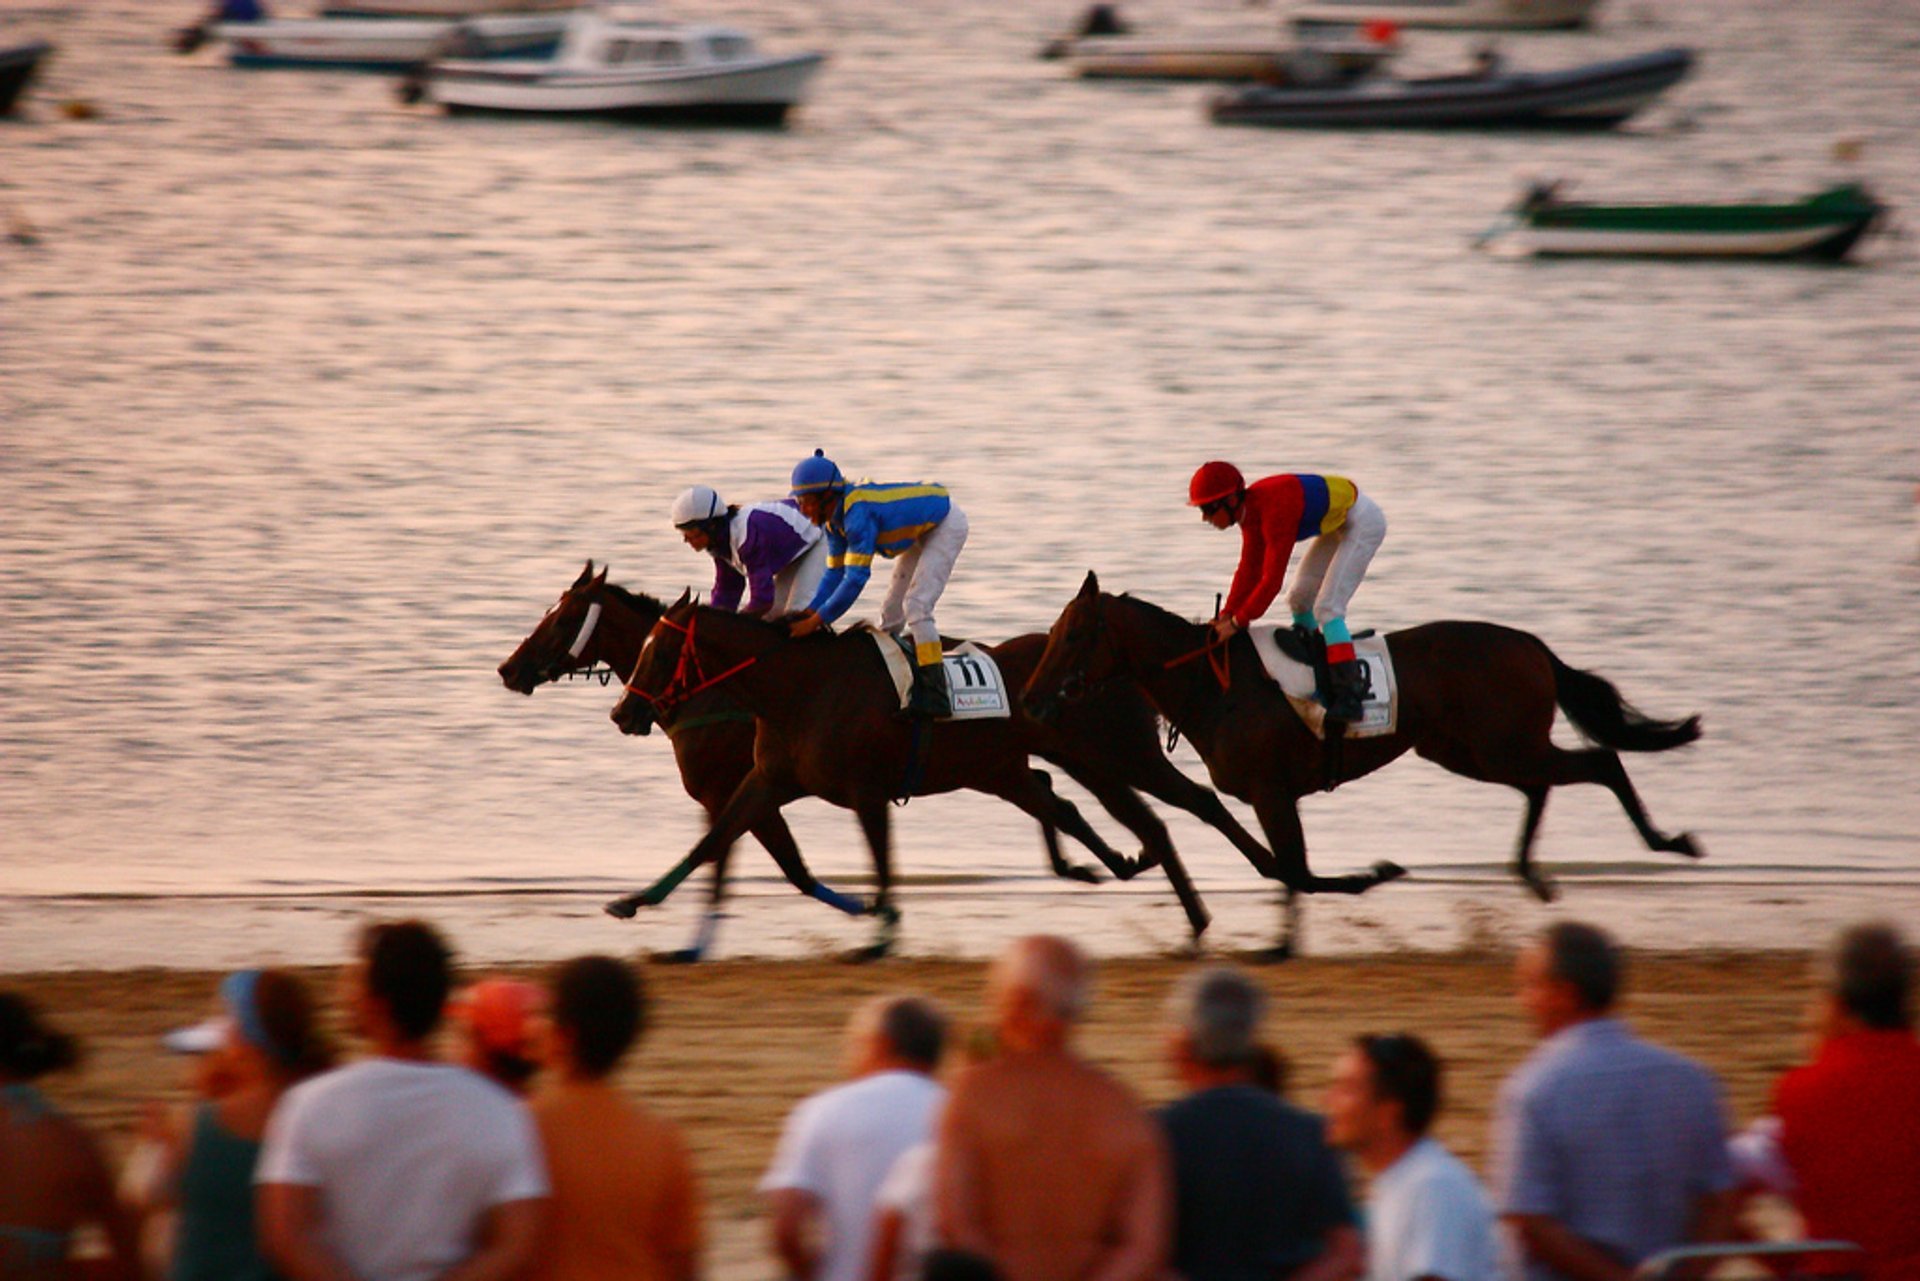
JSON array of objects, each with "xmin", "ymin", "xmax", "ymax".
[
  {"xmin": 672, "ymin": 587, "xmax": 693, "ymax": 610},
  {"xmin": 1078, "ymin": 570, "xmax": 1100, "ymax": 598},
  {"xmin": 573, "ymin": 560, "xmax": 595, "ymax": 590},
  {"xmin": 591, "ymin": 564, "xmax": 609, "ymax": 589}
]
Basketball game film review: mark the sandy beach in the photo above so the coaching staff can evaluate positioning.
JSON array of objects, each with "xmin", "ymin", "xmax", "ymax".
[{"xmin": 11, "ymin": 948, "xmax": 1817, "ymax": 1278}]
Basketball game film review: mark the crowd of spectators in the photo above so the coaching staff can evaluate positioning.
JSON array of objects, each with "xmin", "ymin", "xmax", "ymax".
[{"xmin": 0, "ymin": 917, "xmax": 1913, "ymax": 1281}]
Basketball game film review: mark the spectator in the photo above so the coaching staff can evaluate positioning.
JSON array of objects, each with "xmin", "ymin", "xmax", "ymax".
[
  {"xmin": 763, "ymin": 995, "xmax": 949, "ymax": 1281},
  {"xmin": 0, "ymin": 992, "xmax": 140, "ymax": 1280},
  {"xmin": 450, "ymin": 977, "xmax": 546, "ymax": 1096},
  {"xmin": 1325, "ymin": 1033, "xmax": 1497, "ymax": 1281},
  {"xmin": 531, "ymin": 955, "xmax": 701, "ymax": 1281},
  {"xmin": 1158, "ymin": 966, "xmax": 1361, "ymax": 1281},
  {"xmin": 935, "ymin": 936, "xmax": 1167, "ymax": 1281},
  {"xmin": 1490, "ymin": 922, "xmax": 1733, "ymax": 1281},
  {"xmin": 158, "ymin": 969, "xmax": 336, "ymax": 1281},
  {"xmin": 865, "ymin": 1141, "xmax": 933, "ymax": 1281},
  {"xmin": 1773, "ymin": 923, "xmax": 1920, "ymax": 1281},
  {"xmin": 256, "ymin": 920, "xmax": 547, "ymax": 1281}
]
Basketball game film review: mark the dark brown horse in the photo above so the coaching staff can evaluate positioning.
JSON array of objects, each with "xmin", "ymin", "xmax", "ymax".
[
  {"xmin": 606, "ymin": 595, "xmax": 1288, "ymax": 956},
  {"xmin": 499, "ymin": 563, "xmax": 870, "ymax": 960},
  {"xmin": 1024, "ymin": 573, "xmax": 1704, "ymax": 950}
]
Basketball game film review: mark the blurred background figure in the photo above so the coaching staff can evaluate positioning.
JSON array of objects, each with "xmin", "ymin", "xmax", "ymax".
[
  {"xmin": 763, "ymin": 994, "xmax": 948, "ymax": 1281},
  {"xmin": 1159, "ymin": 966, "xmax": 1360, "ymax": 1281},
  {"xmin": 936, "ymin": 935, "xmax": 1167, "ymax": 1281},
  {"xmin": 1772, "ymin": 922, "xmax": 1920, "ymax": 1281},
  {"xmin": 1325, "ymin": 1032, "xmax": 1496, "ymax": 1281},
  {"xmin": 0, "ymin": 991, "xmax": 139, "ymax": 1281},
  {"xmin": 449, "ymin": 976, "xmax": 547, "ymax": 1097},
  {"xmin": 533, "ymin": 955, "xmax": 701, "ymax": 1281}
]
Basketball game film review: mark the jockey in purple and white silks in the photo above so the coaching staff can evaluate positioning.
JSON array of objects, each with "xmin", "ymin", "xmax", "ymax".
[{"xmin": 671, "ymin": 486, "xmax": 827, "ymax": 618}]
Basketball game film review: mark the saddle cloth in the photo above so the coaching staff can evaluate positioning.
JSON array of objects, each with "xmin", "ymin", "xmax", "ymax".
[
  {"xmin": 866, "ymin": 630, "xmax": 1012, "ymax": 720},
  {"xmin": 1246, "ymin": 626, "xmax": 1399, "ymax": 740}
]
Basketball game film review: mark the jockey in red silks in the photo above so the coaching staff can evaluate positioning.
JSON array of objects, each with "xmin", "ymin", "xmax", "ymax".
[{"xmin": 1188, "ymin": 461, "xmax": 1388, "ymax": 723}]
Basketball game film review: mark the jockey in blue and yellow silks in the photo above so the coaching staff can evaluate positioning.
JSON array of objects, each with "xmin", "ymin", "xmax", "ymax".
[{"xmin": 785, "ymin": 450, "xmax": 970, "ymax": 718}]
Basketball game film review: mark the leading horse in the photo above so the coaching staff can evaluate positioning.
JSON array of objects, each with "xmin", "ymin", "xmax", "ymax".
[
  {"xmin": 1024, "ymin": 573, "xmax": 1705, "ymax": 951},
  {"xmin": 606, "ymin": 595, "xmax": 1291, "ymax": 956}
]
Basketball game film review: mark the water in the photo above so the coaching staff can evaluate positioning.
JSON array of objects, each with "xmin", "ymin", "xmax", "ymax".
[{"xmin": 3, "ymin": 0, "xmax": 1917, "ymax": 970}]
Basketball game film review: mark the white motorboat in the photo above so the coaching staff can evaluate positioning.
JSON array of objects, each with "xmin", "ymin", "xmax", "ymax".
[
  {"xmin": 1292, "ymin": 0, "xmax": 1600, "ymax": 33},
  {"xmin": 1064, "ymin": 34, "xmax": 1395, "ymax": 82},
  {"xmin": 207, "ymin": 12, "xmax": 570, "ymax": 69},
  {"xmin": 412, "ymin": 8, "xmax": 825, "ymax": 124}
]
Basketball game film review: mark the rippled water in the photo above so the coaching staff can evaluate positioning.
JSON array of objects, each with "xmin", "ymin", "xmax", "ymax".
[{"xmin": 3, "ymin": 0, "xmax": 1917, "ymax": 968}]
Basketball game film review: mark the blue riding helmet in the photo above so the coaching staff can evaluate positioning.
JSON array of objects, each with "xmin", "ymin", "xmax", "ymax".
[{"xmin": 790, "ymin": 449, "xmax": 846, "ymax": 496}]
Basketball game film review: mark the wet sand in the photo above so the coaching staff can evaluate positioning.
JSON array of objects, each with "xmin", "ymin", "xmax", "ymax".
[{"xmin": 13, "ymin": 951, "xmax": 1815, "ymax": 1277}]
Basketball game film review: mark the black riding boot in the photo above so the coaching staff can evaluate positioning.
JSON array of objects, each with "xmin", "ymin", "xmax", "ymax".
[
  {"xmin": 1323, "ymin": 659, "xmax": 1365, "ymax": 723},
  {"xmin": 905, "ymin": 660, "xmax": 951, "ymax": 720}
]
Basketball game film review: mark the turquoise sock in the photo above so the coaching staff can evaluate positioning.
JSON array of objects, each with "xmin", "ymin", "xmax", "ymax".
[
  {"xmin": 1322, "ymin": 618, "xmax": 1352, "ymax": 647},
  {"xmin": 1292, "ymin": 609, "xmax": 1317, "ymax": 630}
]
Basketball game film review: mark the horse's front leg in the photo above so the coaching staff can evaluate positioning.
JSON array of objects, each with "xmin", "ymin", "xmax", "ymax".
[
  {"xmin": 845, "ymin": 800, "xmax": 900, "ymax": 963},
  {"xmin": 607, "ymin": 770, "xmax": 807, "ymax": 918}
]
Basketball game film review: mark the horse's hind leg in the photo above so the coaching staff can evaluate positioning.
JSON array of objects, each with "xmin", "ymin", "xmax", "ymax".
[
  {"xmin": 846, "ymin": 801, "xmax": 900, "ymax": 963},
  {"xmin": 995, "ymin": 768, "xmax": 1132, "ymax": 884},
  {"xmin": 1512, "ymin": 785, "xmax": 1558, "ymax": 903},
  {"xmin": 1549, "ymin": 747, "xmax": 1701, "ymax": 859}
]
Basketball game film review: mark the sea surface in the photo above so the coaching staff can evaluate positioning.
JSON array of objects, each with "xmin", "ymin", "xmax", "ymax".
[{"xmin": 3, "ymin": 0, "xmax": 1917, "ymax": 971}]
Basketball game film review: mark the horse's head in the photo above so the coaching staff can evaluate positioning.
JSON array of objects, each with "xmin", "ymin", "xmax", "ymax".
[
  {"xmin": 1023, "ymin": 571, "xmax": 1122, "ymax": 723},
  {"xmin": 498, "ymin": 561, "xmax": 632, "ymax": 695},
  {"xmin": 608, "ymin": 591, "xmax": 699, "ymax": 737}
]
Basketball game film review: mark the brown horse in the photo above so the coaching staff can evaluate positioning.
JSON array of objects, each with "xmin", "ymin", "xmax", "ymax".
[
  {"xmin": 1024, "ymin": 573, "xmax": 1705, "ymax": 952},
  {"xmin": 606, "ymin": 595, "xmax": 1288, "ymax": 956},
  {"xmin": 498, "ymin": 563, "xmax": 870, "ymax": 960}
]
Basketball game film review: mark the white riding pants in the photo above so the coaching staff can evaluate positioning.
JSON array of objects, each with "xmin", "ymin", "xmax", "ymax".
[
  {"xmin": 772, "ymin": 538, "xmax": 829, "ymax": 615},
  {"xmin": 1286, "ymin": 492, "xmax": 1386, "ymax": 625},
  {"xmin": 877, "ymin": 505, "xmax": 969, "ymax": 663}
]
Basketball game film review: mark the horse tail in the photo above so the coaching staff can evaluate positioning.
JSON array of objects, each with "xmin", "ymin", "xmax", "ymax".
[{"xmin": 1538, "ymin": 642, "xmax": 1702, "ymax": 753}]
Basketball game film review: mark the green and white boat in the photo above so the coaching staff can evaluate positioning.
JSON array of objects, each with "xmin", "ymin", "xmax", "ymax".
[{"xmin": 1495, "ymin": 181, "xmax": 1888, "ymax": 260}]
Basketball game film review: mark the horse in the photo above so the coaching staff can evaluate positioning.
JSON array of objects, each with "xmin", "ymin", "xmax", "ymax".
[
  {"xmin": 498, "ymin": 562, "xmax": 870, "ymax": 960},
  {"xmin": 606, "ymin": 594, "xmax": 1291, "ymax": 957},
  {"xmin": 1023, "ymin": 572, "xmax": 1705, "ymax": 952}
]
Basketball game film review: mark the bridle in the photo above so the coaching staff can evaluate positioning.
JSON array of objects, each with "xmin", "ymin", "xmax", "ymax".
[
  {"xmin": 623, "ymin": 610, "xmax": 757, "ymax": 720},
  {"xmin": 1053, "ymin": 597, "xmax": 1232, "ymax": 752}
]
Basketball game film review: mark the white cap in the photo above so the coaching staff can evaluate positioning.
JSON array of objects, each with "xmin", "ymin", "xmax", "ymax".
[
  {"xmin": 162, "ymin": 1017, "xmax": 229, "ymax": 1055},
  {"xmin": 670, "ymin": 485, "xmax": 725, "ymax": 528}
]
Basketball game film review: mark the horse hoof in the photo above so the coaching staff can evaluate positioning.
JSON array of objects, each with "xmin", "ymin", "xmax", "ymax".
[
  {"xmin": 604, "ymin": 896, "xmax": 642, "ymax": 920},
  {"xmin": 1525, "ymin": 875, "xmax": 1559, "ymax": 904},
  {"xmin": 652, "ymin": 947, "xmax": 704, "ymax": 965},
  {"xmin": 1063, "ymin": 864, "xmax": 1104, "ymax": 885},
  {"xmin": 1671, "ymin": 833, "xmax": 1705, "ymax": 860},
  {"xmin": 1373, "ymin": 860, "xmax": 1409, "ymax": 883},
  {"xmin": 843, "ymin": 941, "xmax": 894, "ymax": 964},
  {"xmin": 1253, "ymin": 942, "xmax": 1293, "ymax": 965},
  {"xmin": 870, "ymin": 902, "xmax": 903, "ymax": 927},
  {"xmin": 1134, "ymin": 848, "xmax": 1164, "ymax": 873}
]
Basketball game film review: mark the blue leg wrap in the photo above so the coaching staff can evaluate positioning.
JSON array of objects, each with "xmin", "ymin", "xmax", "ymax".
[{"xmin": 808, "ymin": 883, "xmax": 866, "ymax": 917}]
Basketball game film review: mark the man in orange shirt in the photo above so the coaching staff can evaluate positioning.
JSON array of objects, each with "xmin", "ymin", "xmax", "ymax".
[
  {"xmin": 531, "ymin": 955, "xmax": 702, "ymax": 1281},
  {"xmin": 935, "ymin": 935, "xmax": 1169, "ymax": 1281},
  {"xmin": 1774, "ymin": 923, "xmax": 1920, "ymax": 1281}
]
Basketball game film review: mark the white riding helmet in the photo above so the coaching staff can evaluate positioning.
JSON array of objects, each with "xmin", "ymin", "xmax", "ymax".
[{"xmin": 670, "ymin": 485, "xmax": 726, "ymax": 529}]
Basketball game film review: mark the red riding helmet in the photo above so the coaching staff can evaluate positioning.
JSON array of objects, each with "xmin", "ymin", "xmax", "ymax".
[{"xmin": 1188, "ymin": 461, "xmax": 1245, "ymax": 507}]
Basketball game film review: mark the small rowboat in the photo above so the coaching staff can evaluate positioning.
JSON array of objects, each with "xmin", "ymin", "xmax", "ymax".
[
  {"xmin": 1492, "ymin": 181, "xmax": 1889, "ymax": 260},
  {"xmin": 1292, "ymin": 0, "xmax": 1600, "ymax": 33},
  {"xmin": 203, "ymin": 14, "xmax": 569, "ymax": 70},
  {"xmin": 1210, "ymin": 45, "xmax": 1691, "ymax": 129},
  {"xmin": 1, "ymin": 38, "xmax": 52, "ymax": 114},
  {"xmin": 1064, "ymin": 34, "xmax": 1395, "ymax": 83}
]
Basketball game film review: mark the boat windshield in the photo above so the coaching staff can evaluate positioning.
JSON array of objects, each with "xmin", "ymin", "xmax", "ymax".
[
  {"xmin": 708, "ymin": 34, "xmax": 753, "ymax": 61},
  {"xmin": 606, "ymin": 37, "xmax": 686, "ymax": 65}
]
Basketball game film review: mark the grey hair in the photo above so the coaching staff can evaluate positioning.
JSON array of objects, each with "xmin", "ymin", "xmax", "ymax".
[
  {"xmin": 1168, "ymin": 966, "xmax": 1265, "ymax": 1067},
  {"xmin": 995, "ymin": 935, "xmax": 1092, "ymax": 1022}
]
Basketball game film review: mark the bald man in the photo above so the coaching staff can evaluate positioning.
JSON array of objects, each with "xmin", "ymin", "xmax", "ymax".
[{"xmin": 934, "ymin": 936, "xmax": 1169, "ymax": 1281}]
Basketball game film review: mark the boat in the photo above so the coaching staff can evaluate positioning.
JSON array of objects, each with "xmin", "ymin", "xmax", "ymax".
[
  {"xmin": 409, "ymin": 8, "xmax": 825, "ymax": 124},
  {"xmin": 1292, "ymin": 0, "xmax": 1600, "ymax": 33},
  {"xmin": 1490, "ymin": 181, "xmax": 1888, "ymax": 260},
  {"xmin": 1210, "ymin": 45, "xmax": 1691, "ymax": 128},
  {"xmin": 1, "ymin": 39, "xmax": 52, "ymax": 114},
  {"xmin": 1064, "ymin": 33, "xmax": 1396, "ymax": 83},
  {"xmin": 320, "ymin": 0, "xmax": 576, "ymax": 14},
  {"xmin": 1039, "ymin": 3, "xmax": 1130, "ymax": 59},
  {"xmin": 201, "ymin": 13, "xmax": 569, "ymax": 69}
]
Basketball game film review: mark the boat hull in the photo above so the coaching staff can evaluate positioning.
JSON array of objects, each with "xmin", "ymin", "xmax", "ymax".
[
  {"xmin": 1065, "ymin": 37, "xmax": 1391, "ymax": 81},
  {"xmin": 322, "ymin": 0, "xmax": 577, "ymax": 14},
  {"xmin": 213, "ymin": 15, "xmax": 566, "ymax": 69},
  {"xmin": 1, "ymin": 39, "xmax": 51, "ymax": 114},
  {"xmin": 1211, "ymin": 46, "xmax": 1691, "ymax": 128},
  {"xmin": 1513, "ymin": 186, "xmax": 1886, "ymax": 260},
  {"xmin": 426, "ymin": 52, "xmax": 825, "ymax": 122},
  {"xmin": 1292, "ymin": 0, "xmax": 1599, "ymax": 31}
]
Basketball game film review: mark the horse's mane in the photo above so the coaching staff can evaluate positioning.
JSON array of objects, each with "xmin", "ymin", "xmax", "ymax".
[
  {"xmin": 1113, "ymin": 591, "xmax": 1204, "ymax": 633},
  {"xmin": 600, "ymin": 581, "xmax": 669, "ymax": 616}
]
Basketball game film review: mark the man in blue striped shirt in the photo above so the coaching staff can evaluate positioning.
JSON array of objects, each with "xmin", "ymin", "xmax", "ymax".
[{"xmin": 785, "ymin": 451, "xmax": 970, "ymax": 718}]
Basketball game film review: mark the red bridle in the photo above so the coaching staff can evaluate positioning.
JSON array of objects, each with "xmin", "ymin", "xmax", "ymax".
[
  {"xmin": 624, "ymin": 611, "xmax": 757, "ymax": 717},
  {"xmin": 1162, "ymin": 628, "xmax": 1233, "ymax": 691}
]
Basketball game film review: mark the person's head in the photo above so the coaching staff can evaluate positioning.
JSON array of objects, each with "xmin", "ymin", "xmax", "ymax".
[
  {"xmin": 670, "ymin": 485, "xmax": 732, "ymax": 554},
  {"xmin": 0, "ymin": 991, "xmax": 80, "ymax": 1083},
  {"xmin": 450, "ymin": 977, "xmax": 546, "ymax": 1093},
  {"xmin": 1166, "ymin": 966, "xmax": 1265, "ymax": 1083},
  {"xmin": 789, "ymin": 449, "xmax": 846, "ymax": 525},
  {"xmin": 547, "ymin": 954, "xmax": 647, "ymax": 1081},
  {"xmin": 1188, "ymin": 461, "xmax": 1246, "ymax": 530},
  {"xmin": 1517, "ymin": 921, "xmax": 1620, "ymax": 1037},
  {"xmin": 1324, "ymin": 1033, "xmax": 1442, "ymax": 1171},
  {"xmin": 1815, "ymin": 922, "xmax": 1911, "ymax": 1039},
  {"xmin": 987, "ymin": 935, "xmax": 1090, "ymax": 1052},
  {"xmin": 845, "ymin": 994, "xmax": 948, "ymax": 1078},
  {"xmin": 350, "ymin": 919, "xmax": 453, "ymax": 1050}
]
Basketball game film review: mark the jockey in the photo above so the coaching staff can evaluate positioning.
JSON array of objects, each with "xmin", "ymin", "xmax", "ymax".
[
  {"xmin": 1189, "ymin": 460, "xmax": 1388, "ymax": 723},
  {"xmin": 785, "ymin": 450, "xmax": 970, "ymax": 719},
  {"xmin": 671, "ymin": 485, "xmax": 826, "ymax": 618}
]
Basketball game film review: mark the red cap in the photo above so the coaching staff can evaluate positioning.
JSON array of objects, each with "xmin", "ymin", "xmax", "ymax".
[
  {"xmin": 1188, "ymin": 461, "xmax": 1245, "ymax": 507},
  {"xmin": 450, "ymin": 979, "xmax": 546, "ymax": 1056}
]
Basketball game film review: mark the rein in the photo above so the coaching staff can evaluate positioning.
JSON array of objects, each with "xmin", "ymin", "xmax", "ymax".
[{"xmin": 626, "ymin": 611, "xmax": 758, "ymax": 718}]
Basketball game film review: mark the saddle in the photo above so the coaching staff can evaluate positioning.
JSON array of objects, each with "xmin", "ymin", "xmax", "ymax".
[
  {"xmin": 864, "ymin": 629, "xmax": 1012, "ymax": 721},
  {"xmin": 1248, "ymin": 624, "xmax": 1398, "ymax": 740}
]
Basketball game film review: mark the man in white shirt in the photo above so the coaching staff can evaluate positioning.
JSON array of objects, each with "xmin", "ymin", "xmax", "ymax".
[
  {"xmin": 1325, "ymin": 1033, "xmax": 1498, "ymax": 1281},
  {"xmin": 761, "ymin": 995, "xmax": 949, "ymax": 1281},
  {"xmin": 257, "ymin": 920, "xmax": 548, "ymax": 1281}
]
